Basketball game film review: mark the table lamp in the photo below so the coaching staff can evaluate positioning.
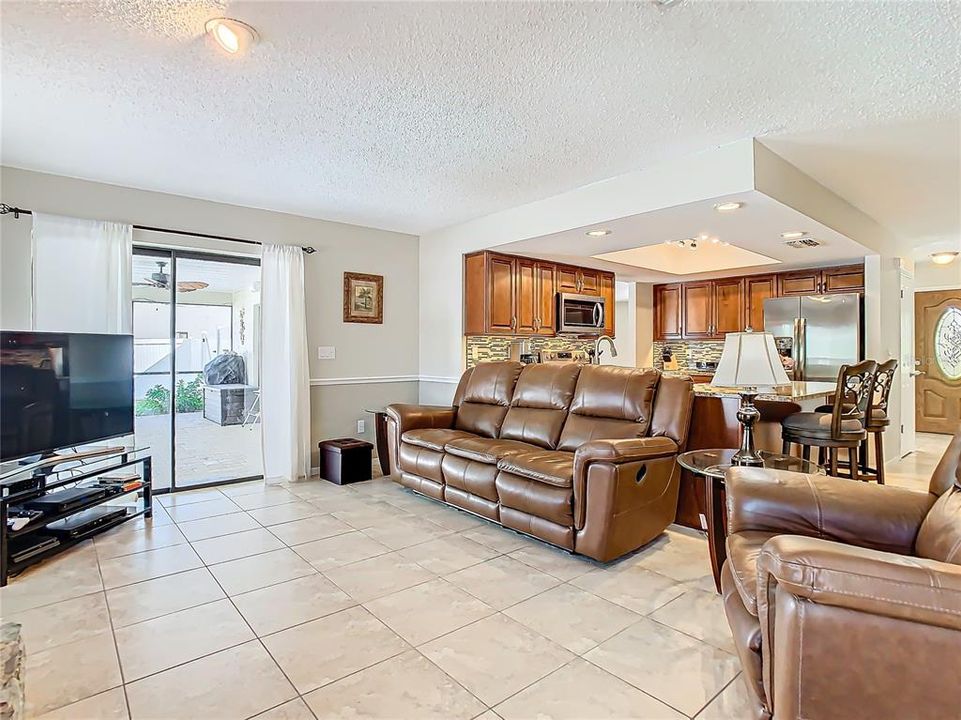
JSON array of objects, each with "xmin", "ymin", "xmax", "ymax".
[{"xmin": 711, "ymin": 330, "xmax": 791, "ymax": 466}]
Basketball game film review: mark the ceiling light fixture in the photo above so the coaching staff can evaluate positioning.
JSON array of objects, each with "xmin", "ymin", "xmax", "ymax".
[
  {"xmin": 586, "ymin": 229, "xmax": 612, "ymax": 237},
  {"xmin": 713, "ymin": 202, "xmax": 743, "ymax": 213},
  {"xmin": 931, "ymin": 251, "xmax": 959, "ymax": 265},
  {"xmin": 666, "ymin": 236, "xmax": 729, "ymax": 250},
  {"xmin": 780, "ymin": 231, "xmax": 806, "ymax": 239},
  {"xmin": 205, "ymin": 17, "xmax": 257, "ymax": 54}
]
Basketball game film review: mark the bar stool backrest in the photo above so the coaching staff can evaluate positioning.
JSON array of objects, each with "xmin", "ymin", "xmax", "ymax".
[
  {"xmin": 830, "ymin": 360, "xmax": 878, "ymax": 439},
  {"xmin": 870, "ymin": 359, "xmax": 898, "ymax": 428}
]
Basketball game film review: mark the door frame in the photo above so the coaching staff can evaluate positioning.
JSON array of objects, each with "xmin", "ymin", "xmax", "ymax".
[
  {"xmin": 133, "ymin": 246, "xmax": 262, "ymax": 494},
  {"xmin": 914, "ymin": 286, "xmax": 961, "ymax": 436}
]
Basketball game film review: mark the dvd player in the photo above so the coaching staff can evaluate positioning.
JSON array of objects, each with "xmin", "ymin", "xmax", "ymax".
[
  {"xmin": 24, "ymin": 486, "xmax": 107, "ymax": 513},
  {"xmin": 45, "ymin": 506, "xmax": 127, "ymax": 539}
]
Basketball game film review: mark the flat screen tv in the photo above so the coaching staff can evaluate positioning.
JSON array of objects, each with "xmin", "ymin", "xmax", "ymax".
[{"xmin": 1, "ymin": 331, "xmax": 134, "ymax": 462}]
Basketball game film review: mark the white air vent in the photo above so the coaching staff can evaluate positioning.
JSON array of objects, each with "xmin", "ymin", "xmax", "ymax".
[{"xmin": 784, "ymin": 237, "xmax": 822, "ymax": 249}]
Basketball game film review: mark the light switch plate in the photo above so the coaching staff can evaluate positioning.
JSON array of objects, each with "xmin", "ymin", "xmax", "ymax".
[
  {"xmin": 317, "ymin": 346, "xmax": 335, "ymax": 360},
  {"xmin": 356, "ymin": 419, "xmax": 365, "ymax": 434}
]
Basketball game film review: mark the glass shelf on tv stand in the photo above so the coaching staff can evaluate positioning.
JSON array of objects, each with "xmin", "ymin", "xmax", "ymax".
[{"xmin": 0, "ymin": 445, "xmax": 150, "ymax": 487}]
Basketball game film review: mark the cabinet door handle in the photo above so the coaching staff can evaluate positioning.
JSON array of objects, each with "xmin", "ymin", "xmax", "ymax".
[{"xmin": 511, "ymin": 315, "xmax": 517, "ymax": 331}]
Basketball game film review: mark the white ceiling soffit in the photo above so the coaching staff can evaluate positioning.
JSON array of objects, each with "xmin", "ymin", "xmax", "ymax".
[
  {"xmin": 499, "ymin": 191, "xmax": 868, "ymax": 283},
  {"xmin": 2, "ymin": 1, "xmax": 959, "ymax": 235},
  {"xmin": 760, "ymin": 117, "xmax": 961, "ymax": 254}
]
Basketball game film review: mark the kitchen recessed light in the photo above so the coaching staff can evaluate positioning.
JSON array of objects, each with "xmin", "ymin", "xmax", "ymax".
[
  {"xmin": 713, "ymin": 202, "xmax": 743, "ymax": 213},
  {"xmin": 931, "ymin": 251, "xmax": 959, "ymax": 265},
  {"xmin": 205, "ymin": 17, "xmax": 257, "ymax": 54},
  {"xmin": 586, "ymin": 229, "xmax": 611, "ymax": 237},
  {"xmin": 780, "ymin": 231, "xmax": 806, "ymax": 239}
]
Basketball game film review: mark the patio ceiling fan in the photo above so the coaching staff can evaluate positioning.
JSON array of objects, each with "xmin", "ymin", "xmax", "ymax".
[{"xmin": 134, "ymin": 261, "xmax": 209, "ymax": 293}]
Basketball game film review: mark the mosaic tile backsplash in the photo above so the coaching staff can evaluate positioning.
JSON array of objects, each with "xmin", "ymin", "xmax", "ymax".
[
  {"xmin": 653, "ymin": 340, "xmax": 725, "ymax": 371},
  {"xmin": 466, "ymin": 335, "xmax": 596, "ymax": 367}
]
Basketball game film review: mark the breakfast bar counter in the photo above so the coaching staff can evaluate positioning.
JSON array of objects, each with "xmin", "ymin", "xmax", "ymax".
[
  {"xmin": 691, "ymin": 380, "xmax": 837, "ymax": 402},
  {"xmin": 674, "ymin": 380, "xmax": 835, "ymax": 530}
]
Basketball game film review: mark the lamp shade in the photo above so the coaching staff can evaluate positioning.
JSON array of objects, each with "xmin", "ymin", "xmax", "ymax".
[{"xmin": 712, "ymin": 331, "xmax": 790, "ymax": 387}]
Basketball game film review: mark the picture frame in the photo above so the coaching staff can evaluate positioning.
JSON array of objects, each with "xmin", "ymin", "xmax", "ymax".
[{"xmin": 343, "ymin": 272, "xmax": 384, "ymax": 324}]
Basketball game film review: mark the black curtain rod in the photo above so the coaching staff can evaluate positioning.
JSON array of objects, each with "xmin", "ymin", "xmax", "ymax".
[{"xmin": 0, "ymin": 203, "xmax": 315, "ymax": 254}]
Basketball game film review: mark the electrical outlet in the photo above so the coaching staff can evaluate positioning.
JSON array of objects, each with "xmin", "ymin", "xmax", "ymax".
[
  {"xmin": 356, "ymin": 419, "xmax": 365, "ymax": 434},
  {"xmin": 317, "ymin": 346, "xmax": 335, "ymax": 360}
]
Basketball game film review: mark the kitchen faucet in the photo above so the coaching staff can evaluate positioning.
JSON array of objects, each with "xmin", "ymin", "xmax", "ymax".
[{"xmin": 592, "ymin": 335, "xmax": 618, "ymax": 364}]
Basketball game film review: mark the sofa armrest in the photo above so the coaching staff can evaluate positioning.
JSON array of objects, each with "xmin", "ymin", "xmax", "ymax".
[
  {"xmin": 758, "ymin": 535, "xmax": 961, "ymax": 631},
  {"xmin": 726, "ymin": 466, "xmax": 934, "ymax": 555},
  {"xmin": 573, "ymin": 436, "xmax": 678, "ymax": 477},
  {"xmin": 385, "ymin": 403, "xmax": 456, "ymax": 434},
  {"xmin": 572, "ymin": 437, "xmax": 680, "ymax": 553}
]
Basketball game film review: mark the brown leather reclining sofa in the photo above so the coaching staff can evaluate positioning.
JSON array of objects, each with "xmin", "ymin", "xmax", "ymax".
[
  {"xmin": 386, "ymin": 361, "xmax": 694, "ymax": 562},
  {"xmin": 722, "ymin": 431, "xmax": 961, "ymax": 720}
]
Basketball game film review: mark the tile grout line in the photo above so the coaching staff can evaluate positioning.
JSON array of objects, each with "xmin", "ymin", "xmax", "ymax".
[{"xmin": 94, "ymin": 542, "xmax": 134, "ymax": 720}]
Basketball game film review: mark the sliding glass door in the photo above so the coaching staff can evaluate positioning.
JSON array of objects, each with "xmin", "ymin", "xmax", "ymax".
[{"xmin": 132, "ymin": 248, "xmax": 262, "ymax": 492}]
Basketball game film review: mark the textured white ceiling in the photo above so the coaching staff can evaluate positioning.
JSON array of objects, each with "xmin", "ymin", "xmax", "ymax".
[{"xmin": 2, "ymin": 1, "xmax": 959, "ymax": 234}]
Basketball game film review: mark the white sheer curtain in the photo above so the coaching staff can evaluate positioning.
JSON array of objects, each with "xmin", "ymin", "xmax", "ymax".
[
  {"xmin": 32, "ymin": 213, "xmax": 132, "ymax": 333},
  {"xmin": 260, "ymin": 244, "xmax": 311, "ymax": 483}
]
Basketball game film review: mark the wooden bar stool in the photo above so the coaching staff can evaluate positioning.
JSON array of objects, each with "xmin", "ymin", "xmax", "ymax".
[
  {"xmin": 781, "ymin": 360, "xmax": 878, "ymax": 480},
  {"xmin": 816, "ymin": 359, "xmax": 898, "ymax": 483}
]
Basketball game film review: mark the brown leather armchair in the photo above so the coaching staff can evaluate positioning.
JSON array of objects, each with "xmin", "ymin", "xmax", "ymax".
[{"xmin": 722, "ymin": 432, "xmax": 961, "ymax": 720}]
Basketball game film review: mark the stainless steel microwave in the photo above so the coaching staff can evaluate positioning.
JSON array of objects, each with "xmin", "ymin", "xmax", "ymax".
[{"xmin": 557, "ymin": 293, "xmax": 606, "ymax": 334}]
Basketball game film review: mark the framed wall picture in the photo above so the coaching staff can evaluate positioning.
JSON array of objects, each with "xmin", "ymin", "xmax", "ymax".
[{"xmin": 343, "ymin": 272, "xmax": 384, "ymax": 324}]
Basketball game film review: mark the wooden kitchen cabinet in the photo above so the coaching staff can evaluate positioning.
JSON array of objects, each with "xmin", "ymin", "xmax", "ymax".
[
  {"xmin": 557, "ymin": 266, "xmax": 580, "ymax": 293},
  {"xmin": 600, "ymin": 273, "xmax": 615, "ymax": 336},
  {"xmin": 713, "ymin": 278, "xmax": 744, "ymax": 335},
  {"xmin": 745, "ymin": 274, "xmax": 777, "ymax": 332},
  {"xmin": 534, "ymin": 262, "xmax": 556, "ymax": 335},
  {"xmin": 821, "ymin": 264, "xmax": 864, "ymax": 294},
  {"xmin": 487, "ymin": 253, "xmax": 516, "ymax": 333},
  {"xmin": 464, "ymin": 250, "xmax": 614, "ymax": 336},
  {"xmin": 683, "ymin": 282, "xmax": 715, "ymax": 338},
  {"xmin": 681, "ymin": 279, "xmax": 743, "ymax": 339},
  {"xmin": 557, "ymin": 265, "xmax": 600, "ymax": 295},
  {"xmin": 579, "ymin": 270, "xmax": 600, "ymax": 294},
  {"xmin": 778, "ymin": 270, "xmax": 821, "ymax": 296},
  {"xmin": 515, "ymin": 258, "xmax": 538, "ymax": 335},
  {"xmin": 654, "ymin": 283, "xmax": 683, "ymax": 340},
  {"xmin": 780, "ymin": 265, "xmax": 864, "ymax": 296},
  {"xmin": 654, "ymin": 262, "xmax": 864, "ymax": 342}
]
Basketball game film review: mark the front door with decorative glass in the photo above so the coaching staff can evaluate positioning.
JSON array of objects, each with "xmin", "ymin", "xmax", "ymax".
[{"xmin": 915, "ymin": 289, "xmax": 961, "ymax": 434}]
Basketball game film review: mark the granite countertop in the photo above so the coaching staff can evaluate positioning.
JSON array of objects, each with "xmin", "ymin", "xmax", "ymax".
[{"xmin": 692, "ymin": 381, "xmax": 836, "ymax": 401}]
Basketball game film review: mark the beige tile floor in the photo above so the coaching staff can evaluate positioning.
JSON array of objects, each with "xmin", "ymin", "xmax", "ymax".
[{"xmin": 1, "ymin": 433, "xmax": 950, "ymax": 720}]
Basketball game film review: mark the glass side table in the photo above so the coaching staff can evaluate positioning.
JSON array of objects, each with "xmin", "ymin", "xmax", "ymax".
[
  {"xmin": 364, "ymin": 408, "xmax": 390, "ymax": 477},
  {"xmin": 677, "ymin": 448, "xmax": 824, "ymax": 592}
]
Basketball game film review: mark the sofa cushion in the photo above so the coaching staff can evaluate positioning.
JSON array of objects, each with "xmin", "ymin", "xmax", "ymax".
[
  {"xmin": 782, "ymin": 412, "xmax": 864, "ymax": 437},
  {"xmin": 496, "ymin": 472, "xmax": 573, "ymax": 526},
  {"xmin": 398, "ymin": 443, "xmax": 445, "ymax": 483},
  {"xmin": 445, "ymin": 437, "xmax": 537, "ymax": 465},
  {"xmin": 557, "ymin": 366, "xmax": 660, "ymax": 451},
  {"xmin": 402, "ymin": 428, "xmax": 477, "ymax": 452},
  {"xmin": 441, "ymin": 454, "xmax": 500, "ymax": 502},
  {"xmin": 454, "ymin": 362, "xmax": 524, "ymax": 438},
  {"xmin": 500, "ymin": 364, "xmax": 582, "ymax": 449},
  {"xmin": 497, "ymin": 450, "xmax": 574, "ymax": 488},
  {"xmin": 726, "ymin": 530, "xmax": 777, "ymax": 617}
]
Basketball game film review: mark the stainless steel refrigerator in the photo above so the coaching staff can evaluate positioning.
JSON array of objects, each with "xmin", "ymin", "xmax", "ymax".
[{"xmin": 763, "ymin": 293, "xmax": 862, "ymax": 382}]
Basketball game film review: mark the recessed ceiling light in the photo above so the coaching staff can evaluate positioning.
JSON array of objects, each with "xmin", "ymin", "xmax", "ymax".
[
  {"xmin": 780, "ymin": 231, "xmax": 806, "ymax": 239},
  {"xmin": 931, "ymin": 251, "xmax": 959, "ymax": 265},
  {"xmin": 586, "ymin": 229, "xmax": 611, "ymax": 237},
  {"xmin": 713, "ymin": 202, "xmax": 743, "ymax": 213},
  {"xmin": 205, "ymin": 17, "xmax": 257, "ymax": 54}
]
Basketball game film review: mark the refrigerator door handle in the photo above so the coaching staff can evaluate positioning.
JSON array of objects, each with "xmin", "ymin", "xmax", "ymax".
[{"xmin": 795, "ymin": 317, "xmax": 807, "ymax": 381}]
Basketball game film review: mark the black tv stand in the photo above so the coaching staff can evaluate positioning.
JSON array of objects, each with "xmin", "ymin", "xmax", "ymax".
[{"xmin": 0, "ymin": 446, "xmax": 152, "ymax": 586}]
